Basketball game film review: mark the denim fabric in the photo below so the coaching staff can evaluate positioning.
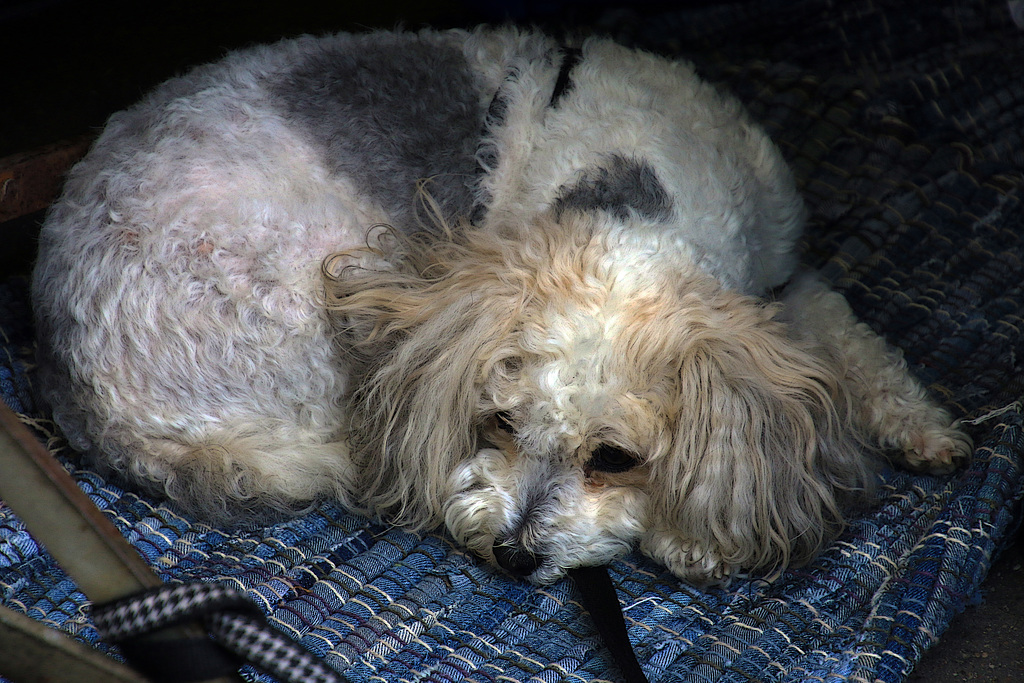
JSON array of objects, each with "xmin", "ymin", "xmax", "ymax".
[{"xmin": 3, "ymin": 1, "xmax": 1023, "ymax": 681}]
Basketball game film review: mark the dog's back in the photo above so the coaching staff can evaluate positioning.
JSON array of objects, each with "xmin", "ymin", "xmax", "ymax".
[
  {"xmin": 30, "ymin": 29, "xmax": 500, "ymax": 518},
  {"xmin": 31, "ymin": 27, "xmax": 806, "ymax": 522}
]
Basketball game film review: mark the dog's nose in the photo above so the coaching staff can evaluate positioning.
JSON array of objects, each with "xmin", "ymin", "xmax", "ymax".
[{"xmin": 492, "ymin": 542, "xmax": 543, "ymax": 577}]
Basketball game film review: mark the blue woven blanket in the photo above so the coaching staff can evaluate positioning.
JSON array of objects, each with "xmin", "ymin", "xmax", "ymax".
[{"xmin": 2, "ymin": 1, "xmax": 1023, "ymax": 681}]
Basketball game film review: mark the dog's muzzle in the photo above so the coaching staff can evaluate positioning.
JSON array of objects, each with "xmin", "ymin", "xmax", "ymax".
[{"xmin": 492, "ymin": 542, "xmax": 545, "ymax": 577}]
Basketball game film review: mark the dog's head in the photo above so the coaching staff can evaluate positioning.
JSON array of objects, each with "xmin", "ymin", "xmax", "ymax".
[{"xmin": 325, "ymin": 210, "xmax": 874, "ymax": 584}]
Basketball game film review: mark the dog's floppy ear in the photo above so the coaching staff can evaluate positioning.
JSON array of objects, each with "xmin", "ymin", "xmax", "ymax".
[
  {"xmin": 323, "ymin": 225, "xmax": 523, "ymax": 527},
  {"xmin": 643, "ymin": 294, "xmax": 876, "ymax": 581}
]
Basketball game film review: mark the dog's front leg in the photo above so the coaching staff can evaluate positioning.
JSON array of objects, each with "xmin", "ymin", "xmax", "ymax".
[{"xmin": 779, "ymin": 274, "xmax": 972, "ymax": 473}]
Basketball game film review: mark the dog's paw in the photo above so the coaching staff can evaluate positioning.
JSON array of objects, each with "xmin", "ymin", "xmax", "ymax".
[
  {"xmin": 640, "ymin": 529, "xmax": 735, "ymax": 586},
  {"xmin": 900, "ymin": 423, "xmax": 972, "ymax": 474}
]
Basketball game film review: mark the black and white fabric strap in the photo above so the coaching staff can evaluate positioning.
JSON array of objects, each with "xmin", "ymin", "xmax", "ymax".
[
  {"xmin": 93, "ymin": 573, "xmax": 646, "ymax": 683},
  {"xmin": 92, "ymin": 582, "xmax": 344, "ymax": 683}
]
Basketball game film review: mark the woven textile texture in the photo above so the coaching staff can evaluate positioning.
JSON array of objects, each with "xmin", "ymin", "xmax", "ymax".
[{"xmin": 2, "ymin": 1, "xmax": 1023, "ymax": 681}]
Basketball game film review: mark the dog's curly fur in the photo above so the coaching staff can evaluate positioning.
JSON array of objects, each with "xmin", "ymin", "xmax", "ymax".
[{"xmin": 32, "ymin": 27, "xmax": 970, "ymax": 585}]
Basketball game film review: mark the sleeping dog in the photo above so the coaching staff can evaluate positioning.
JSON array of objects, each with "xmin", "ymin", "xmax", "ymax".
[{"xmin": 32, "ymin": 27, "xmax": 970, "ymax": 585}]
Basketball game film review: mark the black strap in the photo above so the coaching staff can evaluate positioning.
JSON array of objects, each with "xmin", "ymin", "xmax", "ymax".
[
  {"xmin": 472, "ymin": 45, "xmax": 584, "ymax": 224},
  {"xmin": 570, "ymin": 565, "xmax": 649, "ymax": 683},
  {"xmin": 117, "ymin": 636, "xmax": 240, "ymax": 683},
  {"xmin": 550, "ymin": 47, "xmax": 583, "ymax": 107}
]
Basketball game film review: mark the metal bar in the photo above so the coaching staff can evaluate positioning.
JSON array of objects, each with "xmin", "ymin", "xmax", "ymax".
[
  {"xmin": 0, "ymin": 603, "xmax": 148, "ymax": 683},
  {"xmin": 0, "ymin": 402, "xmax": 160, "ymax": 601}
]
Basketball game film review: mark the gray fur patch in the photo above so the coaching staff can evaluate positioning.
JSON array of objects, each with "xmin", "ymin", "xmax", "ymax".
[
  {"xmin": 554, "ymin": 155, "xmax": 673, "ymax": 221},
  {"xmin": 272, "ymin": 34, "xmax": 485, "ymax": 232}
]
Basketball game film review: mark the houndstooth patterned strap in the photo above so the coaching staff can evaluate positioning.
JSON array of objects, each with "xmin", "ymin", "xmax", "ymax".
[
  {"xmin": 93, "ymin": 582, "xmax": 344, "ymax": 683},
  {"xmin": 92, "ymin": 582, "xmax": 256, "ymax": 640},
  {"xmin": 208, "ymin": 610, "xmax": 342, "ymax": 683}
]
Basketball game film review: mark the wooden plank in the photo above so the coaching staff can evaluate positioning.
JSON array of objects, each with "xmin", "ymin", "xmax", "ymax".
[{"xmin": 0, "ymin": 136, "xmax": 92, "ymax": 223}]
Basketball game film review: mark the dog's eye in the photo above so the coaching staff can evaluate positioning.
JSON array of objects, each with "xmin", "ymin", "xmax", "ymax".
[
  {"xmin": 588, "ymin": 444, "xmax": 639, "ymax": 473},
  {"xmin": 494, "ymin": 411, "xmax": 516, "ymax": 435}
]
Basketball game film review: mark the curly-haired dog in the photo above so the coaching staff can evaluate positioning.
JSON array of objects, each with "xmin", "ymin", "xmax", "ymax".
[{"xmin": 32, "ymin": 27, "xmax": 970, "ymax": 585}]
